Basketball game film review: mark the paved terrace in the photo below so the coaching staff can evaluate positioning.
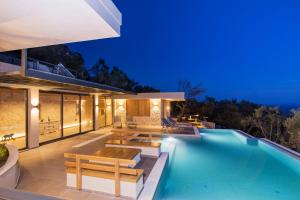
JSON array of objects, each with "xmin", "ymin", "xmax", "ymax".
[{"xmin": 17, "ymin": 128, "xmax": 157, "ymax": 200}]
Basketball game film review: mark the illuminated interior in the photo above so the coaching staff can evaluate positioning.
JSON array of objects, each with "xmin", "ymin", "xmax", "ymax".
[
  {"xmin": 98, "ymin": 98, "xmax": 106, "ymax": 128},
  {"xmin": 80, "ymin": 95, "xmax": 93, "ymax": 132},
  {"xmin": 63, "ymin": 94, "xmax": 80, "ymax": 136},
  {"xmin": 106, "ymin": 98, "xmax": 112, "ymax": 125},
  {"xmin": 39, "ymin": 92, "xmax": 62, "ymax": 143},
  {"xmin": 0, "ymin": 87, "xmax": 26, "ymax": 149}
]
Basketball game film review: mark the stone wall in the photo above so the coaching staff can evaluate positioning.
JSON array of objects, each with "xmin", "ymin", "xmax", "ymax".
[
  {"xmin": 114, "ymin": 99, "xmax": 162, "ymax": 126},
  {"xmin": 0, "ymin": 88, "xmax": 26, "ymax": 149}
]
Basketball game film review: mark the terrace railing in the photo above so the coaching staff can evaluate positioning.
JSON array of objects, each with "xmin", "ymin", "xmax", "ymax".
[
  {"xmin": 27, "ymin": 57, "xmax": 76, "ymax": 78},
  {"xmin": 0, "ymin": 53, "xmax": 80, "ymax": 79}
]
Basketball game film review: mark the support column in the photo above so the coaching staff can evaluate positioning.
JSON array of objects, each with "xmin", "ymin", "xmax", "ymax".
[
  {"xmin": 27, "ymin": 88, "xmax": 40, "ymax": 149},
  {"xmin": 21, "ymin": 49, "xmax": 27, "ymax": 75},
  {"xmin": 94, "ymin": 95, "xmax": 99, "ymax": 130},
  {"xmin": 112, "ymin": 98, "xmax": 115, "ymax": 125}
]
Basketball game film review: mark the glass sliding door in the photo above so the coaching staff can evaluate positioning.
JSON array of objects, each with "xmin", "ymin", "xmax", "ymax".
[
  {"xmin": 80, "ymin": 95, "xmax": 93, "ymax": 132},
  {"xmin": 105, "ymin": 98, "xmax": 112, "ymax": 126},
  {"xmin": 63, "ymin": 94, "xmax": 80, "ymax": 136},
  {"xmin": 98, "ymin": 98, "xmax": 106, "ymax": 128},
  {"xmin": 39, "ymin": 92, "xmax": 62, "ymax": 143},
  {"xmin": 0, "ymin": 87, "xmax": 26, "ymax": 149}
]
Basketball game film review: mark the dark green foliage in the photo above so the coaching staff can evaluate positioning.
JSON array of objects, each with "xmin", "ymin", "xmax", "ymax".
[
  {"xmin": 28, "ymin": 45, "xmax": 160, "ymax": 92},
  {"xmin": 0, "ymin": 144, "xmax": 9, "ymax": 163},
  {"xmin": 29, "ymin": 45, "xmax": 85, "ymax": 71},
  {"xmin": 110, "ymin": 67, "xmax": 138, "ymax": 91},
  {"xmin": 133, "ymin": 85, "xmax": 160, "ymax": 93},
  {"xmin": 28, "ymin": 45, "xmax": 89, "ymax": 80}
]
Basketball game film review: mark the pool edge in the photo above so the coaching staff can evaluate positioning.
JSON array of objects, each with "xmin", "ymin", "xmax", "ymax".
[{"xmin": 138, "ymin": 152, "xmax": 169, "ymax": 200}]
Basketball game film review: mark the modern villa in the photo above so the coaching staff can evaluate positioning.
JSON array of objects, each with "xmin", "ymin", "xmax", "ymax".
[{"xmin": 1, "ymin": 1, "xmax": 300, "ymax": 200}]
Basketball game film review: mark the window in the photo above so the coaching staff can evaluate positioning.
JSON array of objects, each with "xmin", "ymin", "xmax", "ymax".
[
  {"xmin": 126, "ymin": 100, "xmax": 150, "ymax": 116},
  {"xmin": 98, "ymin": 98, "xmax": 106, "ymax": 128},
  {"xmin": 63, "ymin": 94, "xmax": 80, "ymax": 136},
  {"xmin": 39, "ymin": 92, "xmax": 62, "ymax": 143},
  {"xmin": 81, "ymin": 95, "xmax": 93, "ymax": 132},
  {"xmin": 105, "ymin": 98, "xmax": 112, "ymax": 125}
]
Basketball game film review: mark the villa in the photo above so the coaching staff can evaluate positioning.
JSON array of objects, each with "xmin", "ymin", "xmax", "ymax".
[{"xmin": 1, "ymin": 1, "xmax": 300, "ymax": 200}]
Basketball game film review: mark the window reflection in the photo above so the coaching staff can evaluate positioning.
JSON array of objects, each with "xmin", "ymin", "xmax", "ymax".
[
  {"xmin": 39, "ymin": 92, "xmax": 61, "ymax": 143},
  {"xmin": 63, "ymin": 94, "xmax": 80, "ymax": 136}
]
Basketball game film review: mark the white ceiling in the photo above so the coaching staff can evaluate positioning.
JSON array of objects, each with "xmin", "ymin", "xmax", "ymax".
[{"xmin": 0, "ymin": 0, "xmax": 122, "ymax": 52}]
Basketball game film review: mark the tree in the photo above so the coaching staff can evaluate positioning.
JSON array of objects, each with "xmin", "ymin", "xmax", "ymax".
[
  {"xmin": 133, "ymin": 85, "xmax": 160, "ymax": 93},
  {"xmin": 176, "ymin": 80, "xmax": 204, "ymax": 119},
  {"xmin": 284, "ymin": 110, "xmax": 300, "ymax": 151},
  {"xmin": 245, "ymin": 106, "xmax": 284, "ymax": 142},
  {"xmin": 110, "ymin": 66, "xmax": 138, "ymax": 91},
  {"xmin": 89, "ymin": 59, "xmax": 111, "ymax": 84},
  {"xmin": 28, "ymin": 44, "xmax": 88, "ymax": 80},
  {"xmin": 28, "ymin": 46, "xmax": 160, "ymax": 92}
]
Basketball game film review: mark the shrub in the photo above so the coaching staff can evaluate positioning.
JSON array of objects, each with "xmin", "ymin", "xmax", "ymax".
[{"xmin": 0, "ymin": 144, "xmax": 9, "ymax": 163}]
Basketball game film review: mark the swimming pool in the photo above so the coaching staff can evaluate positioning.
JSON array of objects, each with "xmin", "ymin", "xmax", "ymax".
[{"xmin": 154, "ymin": 129, "xmax": 300, "ymax": 200}]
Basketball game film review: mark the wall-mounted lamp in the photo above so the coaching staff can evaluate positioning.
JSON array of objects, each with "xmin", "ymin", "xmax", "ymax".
[
  {"xmin": 118, "ymin": 99, "xmax": 125, "ymax": 106},
  {"xmin": 31, "ymin": 99, "xmax": 39, "ymax": 108},
  {"xmin": 106, "ymin": 100, "xmax": 111, "ymax": 106},
  {"xmin": 151, "ymin": 99, "xmax": 160, "ymax": 106}
]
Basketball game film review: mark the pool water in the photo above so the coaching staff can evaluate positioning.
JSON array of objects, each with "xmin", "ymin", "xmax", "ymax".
[{"xmin": 154, "ymin": 129, "xmax": 300, "ymax": 200}]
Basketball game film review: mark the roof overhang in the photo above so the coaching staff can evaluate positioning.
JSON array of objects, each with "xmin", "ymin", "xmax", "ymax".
[
  {"xmin": 0, "ymin": 73, "xmax": 129, "ymax": 95},
  {"xmin": 113, "ymin": 92, "xmax": 185, "ymax": 101},
  {"xmin": 0, "ymin": 0, "xmax": 122, "ymax": 52}
]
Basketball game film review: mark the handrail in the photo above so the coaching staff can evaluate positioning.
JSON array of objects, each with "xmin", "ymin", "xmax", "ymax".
[
  {"xmin": 0, "ymin": 53, "xmax": 80, "ymax": 79},
  {"xmin": 27, "ymin": 57, "xmax": 76, "ymax": 78},
  {"xmin": 64, "ymin": 153, "xmax": 142, "ymax": 197}
]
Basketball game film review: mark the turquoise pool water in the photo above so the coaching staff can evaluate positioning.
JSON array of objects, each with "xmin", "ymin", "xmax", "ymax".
[{"xmin": 154, "ymin": 129, "xmax": 300, "ymax": 200}]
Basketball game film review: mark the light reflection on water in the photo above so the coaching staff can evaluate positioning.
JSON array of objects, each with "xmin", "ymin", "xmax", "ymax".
[{"xmin": 155, "ymin": 129, "xmax": 300, "ymax": 200}]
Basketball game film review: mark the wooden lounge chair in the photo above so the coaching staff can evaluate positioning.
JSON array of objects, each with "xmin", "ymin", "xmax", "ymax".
[
  {"xmin": 64, "ymin": 153, "xmax": 144, "ymax": 199},
  {"xmin": 105, "ymin": 139, "xmax": 161, "ymax": 157}
]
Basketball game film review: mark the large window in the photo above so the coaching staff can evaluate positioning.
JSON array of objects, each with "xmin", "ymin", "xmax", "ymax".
[
  {"xmin": 98, "ymin": 98, "xmax": 106, "ymax": 128},
  {"xmin": 0, "ymin": 88, "xmax": 26, "ymax": 149},
  {"xmin": 106, "ymin": 98, "xmax": 112, "ymax": 125},
  {"xmin": 39, "ymin": 92, "xmax": 61, "ymax": 143},
  {"xmin": 81, "ymin": 95, "xmax": 93, "ymax": 132},
  {"xmin": 126, "ymin": 99, "xmax": 150, "ymax": 117},
  {"xmin": 63, "ymin": 94, "xmax": 80, "ymax": 136}
]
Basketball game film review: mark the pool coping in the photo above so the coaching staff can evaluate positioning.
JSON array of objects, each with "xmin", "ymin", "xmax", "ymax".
[
  {"xmin": 138, "ymin": 152, "xmax": 169, "ymax": 200},
  {"xmin": 233, "ymin": 129, "xmax": 300, "ymax": 160},
  {"xmin": 234, "ymin": 130, "xmax": 255, "ymax": 138},
  {"xmin": 259, "ymin": 138, "xmax": 300, "ymax": 160},
  {"xmin": 160, "ymin": 127, "xmax": 200, "ymax": 138}
]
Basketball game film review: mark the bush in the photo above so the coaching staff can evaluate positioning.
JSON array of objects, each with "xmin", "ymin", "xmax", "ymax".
[{"xmin": 0, "ymin": 144, "xmax": 9, "ymax": 163}]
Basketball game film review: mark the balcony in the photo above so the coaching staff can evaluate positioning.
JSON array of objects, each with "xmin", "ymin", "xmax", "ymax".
[{"xmin": 0, "ymin": 53, "xmax": 79, "ymax": 79}]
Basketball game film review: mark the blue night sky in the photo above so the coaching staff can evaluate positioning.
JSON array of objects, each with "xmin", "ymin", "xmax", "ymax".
[{"xmin": 69, "ymin": 0, "xmax": 300, "ymax": 105}]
